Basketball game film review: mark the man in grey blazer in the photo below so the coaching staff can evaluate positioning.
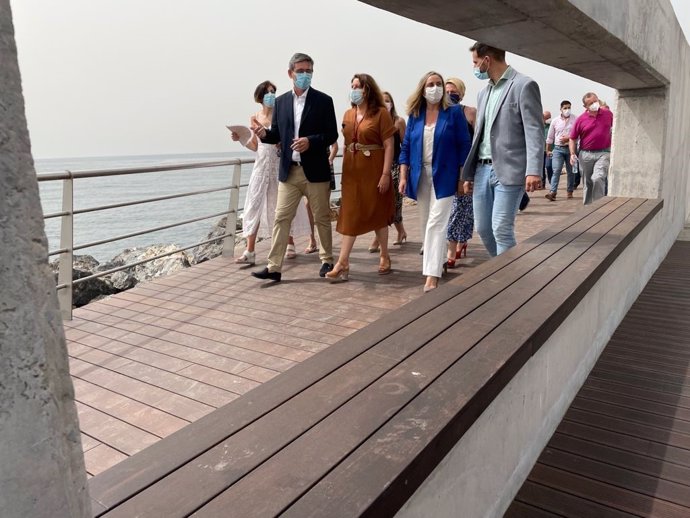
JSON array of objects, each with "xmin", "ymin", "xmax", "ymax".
[{"xmin": 462, "ymin": 43, "xmax": 544, "ymax": 257}]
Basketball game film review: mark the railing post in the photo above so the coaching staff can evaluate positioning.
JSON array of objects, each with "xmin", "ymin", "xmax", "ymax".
[
  {"xmin": 57, "ymin": 173, "xmax": 74, "ymax": 320},
  {"xmin": 222, "ymin": 162, "xmax": 242, "ymax": 257}
]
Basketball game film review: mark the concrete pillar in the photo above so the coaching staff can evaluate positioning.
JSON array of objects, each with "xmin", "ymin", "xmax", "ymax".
[
  {"xmin": 0, "ymin": 1, "xmax": 91, "ymax": 517},
  {"xmin": 609, "ymin": 87, "xmax": 667, "ymax": 200}
]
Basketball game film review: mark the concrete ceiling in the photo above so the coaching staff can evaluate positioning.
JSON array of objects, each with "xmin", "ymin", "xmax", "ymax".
[{"xmin": 359, "ymin": 0, "xmax": 668, "ymax": 90}]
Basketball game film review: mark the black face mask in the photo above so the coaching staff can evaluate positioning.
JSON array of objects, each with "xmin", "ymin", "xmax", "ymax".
[{"xmin": 448, "ymin": 92, "xmax": 461, "ymax": 105}]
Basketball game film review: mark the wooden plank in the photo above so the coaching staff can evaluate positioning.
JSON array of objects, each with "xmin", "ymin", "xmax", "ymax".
[
  {"xmin": 89, "ymin": 198, "xmax": 624, "ymax": 514},
  {"xmin": 576, "ymin": 387, "xmax": 690, "ymax": 422},
  {"xmin": 560, "ymin": 411, "xmax": 690, "ymax": 469},
  {"xmin": 528, "ymin": 464, "xmax": 690, "ymax": 517},
  {"xmin": 537, "ymin": 447, "xmax": 690, "ymax": 507},
  {"xmin": 569, "ymin": 397, "xmax": 690, "ymax": 435},
  {"xmin": 510, "ymin": 480, "xmax": 638, "ymax": 518},
  {"xmin": 84, "ymin": 444, "xmax": 128, "ymax": 477},
  {"xmin": 548, "ymin": 432, "xmax": 690, "ymax": 487},
  {"xmin": 70, "ymin": 357, "xmax": 212, "ymax": 421},
  {"xmin": 504, "ymin": 500, "xmax": 566, "ymax": 518},
  {"xmin": 564, "ymin": 407, "xmax": 690, "ymax": 450},
  {"xmin": 73, "ymin": 378, "xmax": 188, "ymax": 438},
  {"xmin": 271, "ymin": 200, "xmax": 662, "ymax": 518},
  {"xmin": 76, "ymin": 402, "xmax": 160, "ymax": 456},
  {"xmin": 581, "ymin": 378, "xmax": 690, "ymax": 411},
  {"xmin": 190, "ymin": 200, "xmax": 654, "ymax": 517}
]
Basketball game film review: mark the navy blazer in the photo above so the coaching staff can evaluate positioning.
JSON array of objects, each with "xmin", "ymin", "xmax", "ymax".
[
  {"xmin": 398, "ymin": 104, "xmax": 471, "ymax": 200},
  {"xmin": 262, "ymin": 87, "xmax": 338, "ymax": 183}
]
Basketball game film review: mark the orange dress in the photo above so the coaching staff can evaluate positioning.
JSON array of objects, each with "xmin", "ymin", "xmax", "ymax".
[{"xmin": 337, "ymin": 107, "xmax": 397, "ymax": 236}]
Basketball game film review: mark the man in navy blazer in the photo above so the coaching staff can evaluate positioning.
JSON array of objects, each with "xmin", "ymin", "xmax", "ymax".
[
  {"xmin": 252, "ymin": 52, "xmax": 338, "ymax": 281},
  {"xmin": 462, "ymin": 43, "xmax": 544, "ymax": 257}
]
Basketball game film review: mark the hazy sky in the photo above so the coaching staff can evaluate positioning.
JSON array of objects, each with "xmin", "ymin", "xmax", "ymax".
[{"xmin": 10, "ymin": 0, "xmax": 690, "ymax": 159}]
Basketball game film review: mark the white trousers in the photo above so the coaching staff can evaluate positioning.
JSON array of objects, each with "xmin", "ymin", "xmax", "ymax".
[{"xmin": 417, "ymin": 166, "xmax": 454, "ymax": 278}]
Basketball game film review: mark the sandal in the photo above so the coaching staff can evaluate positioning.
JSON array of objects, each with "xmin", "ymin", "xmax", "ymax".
[
  {"xmin": 378, "ymin": 255, "xmax": 392, "ymax": 275},
  {"xmin": 304, "ymin": 243, "xmax": 318, "ymax": 254},
  {"xmin": 234, "ymin": 250, "xmax": 256, "ymax": 265},
  {"xmin": 285, "ymin": 244, "xmax": 297, "ymax": 259}
]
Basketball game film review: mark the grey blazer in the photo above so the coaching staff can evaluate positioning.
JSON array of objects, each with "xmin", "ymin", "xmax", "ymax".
[{"xmin": 462, "ymin": 67, "xmax": 544, "ymax": 186}]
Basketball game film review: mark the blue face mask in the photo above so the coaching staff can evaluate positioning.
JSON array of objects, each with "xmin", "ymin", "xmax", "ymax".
[
  {"xmin": 448, "ymin": 92, "xmax": 461, "ymax": 105},
  {"xmin": 349, "ymin": 88, "xmax": 364, "ymax": 106},
  {"xmin": 473, "ymin": 58, "xmax": 490, "ymax": 80},
  {"xmin": 263, "ymin": 92, "xmax": 276, "ymax": 108},
  {"xmin": 294, "ymin": 72, "xmax": 312, "ymax": 90}
]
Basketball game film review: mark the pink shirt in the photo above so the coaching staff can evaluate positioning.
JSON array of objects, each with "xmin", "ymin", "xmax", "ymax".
[
  {"xmin": 546, "ymin": 115, "xmax": 576, "ymax": 146},
  {"xmin": 570, "ymin": 108, "xmax": 614, "ymax": 151}
]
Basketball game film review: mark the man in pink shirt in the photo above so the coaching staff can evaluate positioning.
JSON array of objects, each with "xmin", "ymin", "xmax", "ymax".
[
  {"xmin": 569, "ymin": 92, "xmax": 613, "ymax": 205},
  {"xmin": 546, "ymin": 100, "xmax": 577, "ymax": 200}
]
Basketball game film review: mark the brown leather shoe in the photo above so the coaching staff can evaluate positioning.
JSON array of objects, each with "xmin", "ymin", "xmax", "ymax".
[
  {"xmin": 567, "ymin": 192, "xmax": 573, "ymax": 199},
  {"xmin": 545, "ymin": 192, "xmax": 557, "ymax": 201}
]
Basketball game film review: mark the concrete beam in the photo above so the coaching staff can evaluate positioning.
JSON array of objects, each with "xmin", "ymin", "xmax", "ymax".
[
  {"xmin": 360, "ymin": 0, "xmax": 668, "ymax": 89},
  {"xmin": 0, "ymin": 1, "xmax": 91, "ymax": 516}
]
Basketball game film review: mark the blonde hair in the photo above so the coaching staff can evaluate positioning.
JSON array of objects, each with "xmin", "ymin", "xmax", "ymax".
[
  {"xmin": 445, "ymin": 77, "xmax": 466, "ymax": 99},
  {"xmin": 406, "ymin": 71, "xmax": 449, "ymax": 118}
]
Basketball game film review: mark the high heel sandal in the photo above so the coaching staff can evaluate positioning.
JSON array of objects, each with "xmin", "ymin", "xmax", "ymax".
[
  {"xmin": 455, "ymin": 242, "xmax": 468, "ymax": 260},
  {"xmin": 325, "ymin": 263, "xmax": 349, "ymax": 282},
  {"xmin": 446, "ymin": 258, "xmax": 457, "ymax": 269},
  {"xmin": 368, "ymin": 243, "xmax": 380, "ymax": 253},
  {"xmin": 378, "ymin": 255, "xmax": 392, "ymax": 275},
  {"xmin": 393, "ymin": 233, "xmax": 408, "ymax": 246}
]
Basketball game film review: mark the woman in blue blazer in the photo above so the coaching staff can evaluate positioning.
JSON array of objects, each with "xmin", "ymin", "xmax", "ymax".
[{"xmin": 399, "ymin": 71, "xmax": 471, "ymax": 292}]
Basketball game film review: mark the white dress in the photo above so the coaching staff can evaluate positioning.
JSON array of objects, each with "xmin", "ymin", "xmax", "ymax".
[{"xmin": 242, "ymin": 132, "xmax": 311, "ymax": 239}]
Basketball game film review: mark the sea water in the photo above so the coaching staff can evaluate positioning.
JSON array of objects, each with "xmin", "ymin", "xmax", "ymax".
[{"xmin": 36, "ymin": 152, "xmax": 342, "ymax": 263}]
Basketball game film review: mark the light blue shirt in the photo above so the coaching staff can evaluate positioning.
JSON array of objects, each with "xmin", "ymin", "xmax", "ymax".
[{"xmin": 479, "ymin": 66, "xmax": 513, "ymax": 160}]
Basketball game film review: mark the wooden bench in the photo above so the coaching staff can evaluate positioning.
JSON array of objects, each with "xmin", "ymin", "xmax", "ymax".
[{"xmin": 88, "ymin": 196, "xmax": 662, "ymax": 517}]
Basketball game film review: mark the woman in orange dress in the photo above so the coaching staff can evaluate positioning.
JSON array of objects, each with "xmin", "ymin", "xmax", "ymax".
[{"xmin": 326, "ymin": 73, "xmax": 396, "ymax": 282}]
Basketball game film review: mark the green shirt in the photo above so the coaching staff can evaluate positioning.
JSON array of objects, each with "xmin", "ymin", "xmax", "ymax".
[{"xmin": 479, "ymin": 66, "xmax": 513, "ymax": 160}]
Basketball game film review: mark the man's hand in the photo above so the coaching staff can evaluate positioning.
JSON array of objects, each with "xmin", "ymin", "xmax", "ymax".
[
  {"xmin": 525, "ymin": 175, "xmax": 541, "ymax": 192},
  {"xmin": 463, "ymin": 181, "xmax": 474, "ymax": 195},
  {"xmin": 291, "ymin": 137, "xmax": 310, "ymax": 153},
  {"xmin": 569, "ymin": 154, "xmax": 578, "ymax": 167}
]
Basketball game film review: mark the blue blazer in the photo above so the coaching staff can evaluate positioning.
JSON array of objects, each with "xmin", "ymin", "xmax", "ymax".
[{"xmin": 398, "ymin": 104, "xmax": 471, "ymax": 200}]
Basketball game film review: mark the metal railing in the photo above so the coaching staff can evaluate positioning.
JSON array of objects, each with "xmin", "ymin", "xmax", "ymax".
[{"xmin": 38, "ymin": 157, "xmax": 342, "ymax": 320}]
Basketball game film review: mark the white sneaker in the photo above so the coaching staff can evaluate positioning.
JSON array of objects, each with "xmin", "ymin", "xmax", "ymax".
[{"xmin": 234, "ymin": 250, "xmax": 256, "ymax": 265}]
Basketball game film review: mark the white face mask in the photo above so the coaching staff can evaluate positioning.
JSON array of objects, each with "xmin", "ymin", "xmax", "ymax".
[
  {"xmin": 384, "ymin": 101, "xmax": 392, "ymax": 111},
  {"xmin": 588, "ymin": 101, "xmax": 600, "ymax": 112},
  {"xmin": 562, "ymin": 109, "xmax": 571, "ymax": 117},
  {"xmin": 424, "ymin": 85, "xmax": 444, "ymax": 105}
]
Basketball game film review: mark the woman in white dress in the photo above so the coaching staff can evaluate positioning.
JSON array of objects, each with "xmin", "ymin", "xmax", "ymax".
[{"xmin": 230, "ymin": 80, "xmax": 310, "ymax": 264}]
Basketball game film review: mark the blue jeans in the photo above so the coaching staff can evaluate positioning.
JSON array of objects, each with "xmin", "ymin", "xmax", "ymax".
[
  {"xmin": 473, "ymin": 163, "xmax": 525, "ymax": 257},
  {"xmin": 551, "ymin": 145, "xmax": 574, "ymax": 193}
]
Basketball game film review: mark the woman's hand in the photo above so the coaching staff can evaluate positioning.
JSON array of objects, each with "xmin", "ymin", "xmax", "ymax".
[
  {"xmin": 398, "ymin": 176, "xmax": 407, "ymax": 195},
  {"xmin": 230, "ymin": 131, "xmax": 240, "ymax": 142},
  {"xmin": 378, "ymin": 173, "xmax": 391, "ymax": 194}
]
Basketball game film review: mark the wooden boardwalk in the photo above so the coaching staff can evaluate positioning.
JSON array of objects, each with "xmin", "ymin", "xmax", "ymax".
[
  {"xmin": 64, "ymin": 189, "xmax": 583, "ymax": 477},
  {"xmin": 506, "ymin": 240, "xmax": 690, "ymax": 517}
]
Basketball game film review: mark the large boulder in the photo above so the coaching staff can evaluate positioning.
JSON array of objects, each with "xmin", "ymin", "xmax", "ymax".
[
  {"xmin": 49, "ymin": 254, "xmax": 117, "ymax": 307},
  {"xmin": 191, "ymin": 216, "xmax": 243, "ymax": 264},
  {"xmin": 98, "ymin": 245, "xmax": 192, "ymax": 285}
]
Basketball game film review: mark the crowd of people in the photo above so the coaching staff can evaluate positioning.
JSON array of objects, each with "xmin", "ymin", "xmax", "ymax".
[{"xmin": 229, "ymin": 44, "xmax": 614, "ymax": 292}]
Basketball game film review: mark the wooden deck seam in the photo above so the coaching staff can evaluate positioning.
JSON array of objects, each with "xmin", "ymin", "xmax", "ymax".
[{"xmin": 69, "ymin": 338, "xmax": 257, "ymax": 397}]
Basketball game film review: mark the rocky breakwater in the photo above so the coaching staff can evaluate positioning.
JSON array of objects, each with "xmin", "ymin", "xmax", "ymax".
[
  {"xmin": 50, "ymin": 245, "xmax": 192, "ymax": 307},
  {"xmin": 51, "ymin": 216, "xmax": 243, "ymax": 308}
]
